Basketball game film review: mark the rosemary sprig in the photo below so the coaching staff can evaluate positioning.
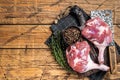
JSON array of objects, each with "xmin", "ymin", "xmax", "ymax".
[{"xmin": 49, "ymin": 32, "xmax": 74, "ymax": 73}]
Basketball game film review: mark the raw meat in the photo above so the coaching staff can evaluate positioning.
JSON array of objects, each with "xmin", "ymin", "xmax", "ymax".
[
  {"xmin": 82, "ymin": 17, "xmax": 112, "ymax": 64},
  {"xmin": 66, "ymin": 41, "xmax": 109, "ymax": 73}
]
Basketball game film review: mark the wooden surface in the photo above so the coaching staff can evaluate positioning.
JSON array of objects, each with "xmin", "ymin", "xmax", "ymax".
[{"xmin": 0, "ymin": 0, "xmax": 120, "ymax": 80}]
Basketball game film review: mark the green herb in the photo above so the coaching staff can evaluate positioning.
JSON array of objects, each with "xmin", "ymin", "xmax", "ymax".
[{"xmin": 49, "ymin": 32, "xmax": 75, "ymax": 73}]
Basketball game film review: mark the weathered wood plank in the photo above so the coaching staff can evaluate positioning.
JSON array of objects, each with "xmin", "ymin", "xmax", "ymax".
[
  {"xmin": 0, "ymin": 65, "xmax": 89, "ymax": 80},
  {"xmin": 0, "ymin": 49, "xmax": 57, "ymax": 67},
  {"xmin": 0, "ymin": 48, "xmax": 117, "ymax": 80},
  {"xmin": 0, "ymin": 25, "xmax": 51, "ymax": 48},
  {"xmin": 0, "ymin": 49, "xmax": 89, "ymax": 80},
  {"xmin": 41, "ymin": 65, "xmax": 89, "ymax": 80},
  {"xmin": 115, "ymin": 11, "xmax": 120, "ymax": 25},
  {"xmin": 0, "ymin": 0, "xmax": 117, "ymax": 24},
  {"xmin": 0, "ymin": 0, "xmax": 119, "ymax": 80},
  {"xmin": 0, "ymin": 25, "xmax": 120, "ymax": 48}
]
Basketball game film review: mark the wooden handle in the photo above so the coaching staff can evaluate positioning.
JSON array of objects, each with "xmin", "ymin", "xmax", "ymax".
[{"xmin": 109, "ymin": 46, "xmax": 117, "ymax": 74}]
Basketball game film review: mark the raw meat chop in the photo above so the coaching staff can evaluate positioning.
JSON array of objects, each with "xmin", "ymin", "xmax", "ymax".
[
  {"xmin": 82, "ymin": 17, "xmax": 112, "ymax": 64},
  {"xmin": 66, "ymin": 41, "xmax": 109, "ymax": 73}
]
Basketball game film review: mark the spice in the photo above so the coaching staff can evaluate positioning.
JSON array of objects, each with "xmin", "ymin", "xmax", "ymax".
[
  {"xmin": 63, "ymin": 26, "xmax": 81, "ymax": 45},
  {"xmin": 49, "ymin": 32, "xmax": 74, "ymax": 73}
]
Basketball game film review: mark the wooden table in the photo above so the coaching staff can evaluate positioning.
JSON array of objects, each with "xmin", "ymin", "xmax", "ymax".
[{"xmin": 0, "ymin": 0, "xmax": 120, "ymax": 80}]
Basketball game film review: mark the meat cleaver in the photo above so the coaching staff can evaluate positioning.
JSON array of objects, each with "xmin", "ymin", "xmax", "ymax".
[{"xmin": 91, "ymin": 10, "xmax": 116, "ymax": 74}]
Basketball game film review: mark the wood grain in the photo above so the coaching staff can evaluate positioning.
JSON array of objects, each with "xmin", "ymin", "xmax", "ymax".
[
  {"xmin": 0, "ymin": 25, "xmax": 120, "ymax": 49},
  {"xmin": 0, "ymin": 25, "xmax": 51, "ymax": 48},
  {"xmin": 0, "ymin": 0, "xmax": 120, "ymax": 80},
  {"xmin": 0, "ymin": 25, "xmax": 120, "ymax": 79},
  {"xmin": 0, "ymin": 0, "xmax": 117, "ymax": 24},
  {"xmin": 0, "ymin": 49, "xmax": 89, "ymax": 80}
]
